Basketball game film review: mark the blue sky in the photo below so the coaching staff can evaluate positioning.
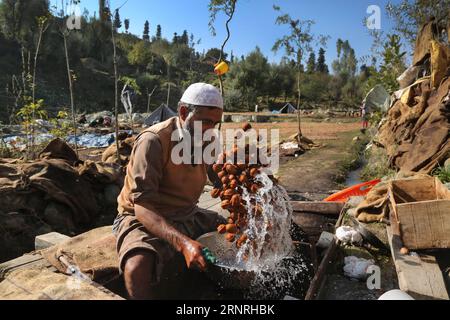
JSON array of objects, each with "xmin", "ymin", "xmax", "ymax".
[{"xmin": 53, "ymin": 0, "xmax": 403, "ymax": 67}]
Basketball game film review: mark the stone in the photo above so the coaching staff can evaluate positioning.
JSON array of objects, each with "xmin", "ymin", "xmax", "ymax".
[
  {"xmin": 316, "ymin": 231, "xmax": 335, "ymax": 249},
  {"xmin": 35, "ymin": 232, "xmax": 71, "ymax": 250}
]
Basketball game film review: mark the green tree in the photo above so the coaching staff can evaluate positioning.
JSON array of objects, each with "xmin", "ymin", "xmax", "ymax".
[
  {"xmin": 180, "ymin": 30, "xmax": 189, "ymax": 45},
  {"xmin": 316, "ymin": 47, "xmax": 329, "ymax": 73},
  {"xmin": 0, "ymin": 0, "xmax": 49, "ymax": 44},
  {"xmin": 205, "ymin": 48, "xmax": 227, "ymax": 61},
  {"xmin": 172, "ymin": 32, "xmax": 179, "ymax": 44},
  {"xmin": 128, "ymin": 41, "xmax": 153, "ymax": 72},
  {"xmin": 332, "ymin": 39, "xmax": 357, "ymax": 77},
  {"xmin": 366, "ymin": 34, "xmax": 406, "ymax": 94},
  {"xmin": 143, "ymin": 20, "xmax": 150, "ymax": 41},
  {"xmin": 386, "ymin": 0, "xmax": 449, "ymax": 48},
  {"xmin": 272, "ymin": 5, "xmax": 328, "ymax": 137},
  {"xmin": 300, "ymin": 73, "xmax": 330, "ymax": 103},
  {"xmin": 124, "ymin": 18, "xmax": 130, "ymax": 33},
  {"xmin": 208, "ymin": 0, "xmax": 237, "ymax": 36},
  {"xmin": 170, "ymin": 44, "xmax": 192, "ymax": 73},
  {"xmin": 146, "ymin": 54, "xmax": 167, "ymax": 75},
  {"xmin": 231, "ymin": 47, "xmax": 270, "ymax": 109},
  {"xmin": 156, "ymin": 24, "xmax": 162, "ymax": 40},
  {"xmin": 265, "ymin": 63, "xmax": 284, "ymax": 103},
  {"xmin": 16, "ymin": 99, "xmax": 47, "ymax": 151},
  {"xmin": 278, "ymin": 59, "xmax": 296, "ymax": 103},
  {"xmin": 306, "ymin": 52, "xmax": 316, "ymax": 73},
  {"xmin": 113, "ymin": 9, "xmax": 122, "ymax": 31},
  {"xmin": 150, "ymin": 38, "xmax": 171, "ymax": 56},
  {"xmin": 330, "ymin": 39, "xmax": 359, "ymax": 106}
]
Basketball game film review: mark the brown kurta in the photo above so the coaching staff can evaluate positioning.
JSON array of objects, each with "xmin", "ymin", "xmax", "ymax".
[
  {"xmin": 114, "ymin": 117, "xmax": 225, "ymax": 280},
  {"xmin": 117, "ymin": 116, "xmax": 207, "ymax": 220}
]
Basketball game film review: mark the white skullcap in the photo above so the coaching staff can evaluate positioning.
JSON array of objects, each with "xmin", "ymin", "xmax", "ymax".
[{"xmin": 180, "ymin": 83, "xmax": 223, "ymax": 109}]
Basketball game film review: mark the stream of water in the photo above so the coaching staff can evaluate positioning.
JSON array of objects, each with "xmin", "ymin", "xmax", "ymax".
[{"xmin": 219, "ymin": 172, "xmax": 310, "ymax": 299}]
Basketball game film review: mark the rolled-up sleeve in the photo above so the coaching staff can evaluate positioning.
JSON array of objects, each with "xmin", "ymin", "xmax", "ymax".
[{"xmin": 130, "ymin": 132, "xmax": 163, "ymax": 205}]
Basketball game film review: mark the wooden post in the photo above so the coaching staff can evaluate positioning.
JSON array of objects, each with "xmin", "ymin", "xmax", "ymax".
[{"xmin": 111, "ymin": 12, "xmax": 120, "ymax": 162}]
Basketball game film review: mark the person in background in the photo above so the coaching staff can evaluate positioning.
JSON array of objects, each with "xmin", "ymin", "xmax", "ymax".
[{"xmin": 360, "ymin": 101, "xmax": 369, "ymax": 130}]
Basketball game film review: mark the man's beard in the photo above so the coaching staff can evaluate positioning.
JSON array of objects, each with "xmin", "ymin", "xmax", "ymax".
[
  {"xmin": 183, "ymin": 115, "xmax": 206, "ymax": 164},
  {"xmin": 182, "ymin": 114, "xmax": 195, "ymax": 136}
]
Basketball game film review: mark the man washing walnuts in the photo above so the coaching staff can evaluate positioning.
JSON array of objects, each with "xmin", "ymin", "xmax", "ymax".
[{"xmin": 112, "ymin": 83, "xmax": 226, "ymax": 300}]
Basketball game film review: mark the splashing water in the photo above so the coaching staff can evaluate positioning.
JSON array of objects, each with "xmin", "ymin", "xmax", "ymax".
[
  {"xmin": 235, "ymin": 172, "xmax": 294, "ymax": 271},
  {"xmin": 232, "ymin": 172, "xmax": 310, "ymax": 299}
]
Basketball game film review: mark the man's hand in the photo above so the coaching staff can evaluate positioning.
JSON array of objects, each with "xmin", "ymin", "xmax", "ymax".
[
  {"xmin": 180, "ymin": 239, "xmax": 207, "ymax": 271},
  {"xmin": 135, "ymin": 204, "xmax": 208, "ymax": 272}
]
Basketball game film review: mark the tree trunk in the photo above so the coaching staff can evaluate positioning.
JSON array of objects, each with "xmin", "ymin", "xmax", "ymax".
[
  {"xmin": 146, "ymin": 86, "xmax": 157, "ymax": 113},
  {"xmin": 111, "ymin": 22, "xmax": 120, "ymax": 162},
  {"xmin": 32, "ymin": 25, "xmax": 45, "ymax": 104},
  {"xmin": 63, "ymin": 33, "xmax": 78, "ymax": 156},
  {"xmin": 166, "ymin": 82, "xmax": 171, "ymax": 106},
  {"xmin": 146, "ymin": 88, "xmax": 150, "ymax": 113},
  {"xmin": 296, "ymin": 70, "xmax": 303, "ymax": 140}
]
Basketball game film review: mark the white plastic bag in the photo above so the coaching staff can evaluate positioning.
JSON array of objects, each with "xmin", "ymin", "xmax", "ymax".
[
  {"xmin": 336, "ymin": 226, "xmax": 363, "ymax": 245},
  {"xmin": 343, "ymin": 256, "xmax": 376, "ymax": 280}
]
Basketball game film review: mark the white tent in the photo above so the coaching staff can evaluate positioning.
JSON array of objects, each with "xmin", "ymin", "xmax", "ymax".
[
  {"xmin": 279, "ymin": 103, "xmax": 297, "ymax": 114},
  {"xmin": 144, "ymin": 104, "xmax": 177, "ymax": 127}
]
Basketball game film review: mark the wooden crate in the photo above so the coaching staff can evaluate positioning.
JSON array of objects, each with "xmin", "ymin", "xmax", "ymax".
[{"xmin": 388, "ymin": 177, "xmax": 450, "ymax": 250}]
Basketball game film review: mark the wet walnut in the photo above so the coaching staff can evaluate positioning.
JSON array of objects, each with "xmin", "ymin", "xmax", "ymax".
[
  {"xmin": 217, "ymin": 224, "xmax": 227, "ymax": 234},
  {"xmin": 214, "ymin": 122, "xmax": 274, "ymax": 245}
]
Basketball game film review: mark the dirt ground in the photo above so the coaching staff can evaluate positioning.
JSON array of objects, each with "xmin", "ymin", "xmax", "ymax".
[
  {"xmin": 221, "ymin": 118, "xmax": 361, "ymax": 142},
  {"xmin": 264, "ymin": 121, "xmax": 363, "ymax": 201}
]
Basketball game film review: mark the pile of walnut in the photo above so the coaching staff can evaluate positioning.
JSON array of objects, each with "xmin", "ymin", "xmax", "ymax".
[{"xmin": 211, "ymin": 123, "xmax": 272, "ymax": 249}]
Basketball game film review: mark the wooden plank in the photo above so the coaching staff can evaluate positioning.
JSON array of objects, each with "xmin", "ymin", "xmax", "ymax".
[
  {"xmin": 292, "ymin": 212, "xmax": 335, "ymax": 241},
  {"xmin": 387, "ymin": 226, "xmax": 449, "ymax": 300},
  {"xmin": 0, "ymin": 254, "xmax": 45, "ymax": 280},
  {"xmin": 291, "ymin": 201, "xmax": 344, "ymax": 215},
  {"xmin": 305, "ymin": 239, "xmax": 338, "ymax": 300},
  {"xmin": 397, "ymin": 200, "xmax": 450, "ymax": 249},
  {"xmin": 0, "ymin": 267, "xmax": 124, "ymax": 300},
  {"xmin": 391, "ymin": 178, "xmax": 437, "ymax": 203},
  {"xmin": 305, "ymin": 207, "xmax": 346, "ymax": 300}
]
